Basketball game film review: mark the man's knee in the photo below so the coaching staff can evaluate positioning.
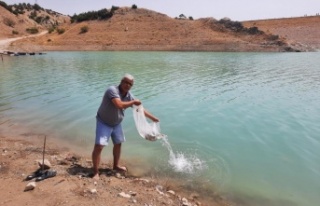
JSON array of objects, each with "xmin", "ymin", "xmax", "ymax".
[{"xmin": 93, "ymin": 144, "xmax": 104, "ymax": 154}]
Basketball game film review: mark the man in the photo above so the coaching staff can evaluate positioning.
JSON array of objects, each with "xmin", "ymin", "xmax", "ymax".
[{"xmin": 92, "ymin": 74, "xmax": 159, "ymax": 180}]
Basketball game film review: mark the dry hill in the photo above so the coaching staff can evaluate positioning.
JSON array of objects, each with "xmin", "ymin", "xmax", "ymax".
[
  {"xmin": 0, "ymin": 3, "xmax": 69, "ymax": 39},
  {"xmin": 243, "ymin": 16, "xmax": 320, "ymax": 51},
  {"xmin": 1, "ymin": 4, "xmax": 319, "ymax": 52}
]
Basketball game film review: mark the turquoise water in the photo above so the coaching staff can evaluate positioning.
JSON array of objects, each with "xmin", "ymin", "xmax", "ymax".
[{"xmin": 1, "ymin": 52, "xmax": 319, "ymax": 206}]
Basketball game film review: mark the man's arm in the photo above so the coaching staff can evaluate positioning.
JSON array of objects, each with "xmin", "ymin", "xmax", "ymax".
[
  {"xmin": 112, "ymin": 98, "xmax": 141, "ymax": 109},
  {"xmin": 144, "ymin": 109, "xmax": 159, "ymax": 122}
]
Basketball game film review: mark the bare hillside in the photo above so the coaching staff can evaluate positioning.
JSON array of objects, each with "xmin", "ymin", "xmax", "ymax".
[
  {"xmin": 243, "ymin": 16, "xmax": 320, "ymax": 50},
  {"xmin": 1, "ymin": 5, "xmax": 319, "ymax": 52},
  {"xmin": 0, "ymin": 6, "xmax": 41, "ymax": 38},
  {"xmin": 0, "ymin": 4, "xmax": 69, "ymax": 39},
  {"xmin": 7, "ymin": 7, "xmax": 306, "ymax": 52}
]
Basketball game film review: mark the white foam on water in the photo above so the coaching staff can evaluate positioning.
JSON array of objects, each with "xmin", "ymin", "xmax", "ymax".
[{"xmin": 161, "ymin": 136, "xmax": 207, "ymax": 174}]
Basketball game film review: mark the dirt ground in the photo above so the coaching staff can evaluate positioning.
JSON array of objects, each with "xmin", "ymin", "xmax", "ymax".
[{"xmin": 0, "ymin": 121, "xmax": 230, "ymax": 206}]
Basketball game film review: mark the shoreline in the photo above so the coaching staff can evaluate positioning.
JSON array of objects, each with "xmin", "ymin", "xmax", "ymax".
[{"xmin": 0, "ymin": 119, "xmax": 230, "ymax": 206}]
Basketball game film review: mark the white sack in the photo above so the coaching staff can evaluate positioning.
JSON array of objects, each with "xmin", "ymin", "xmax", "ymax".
[{"xmin": 133, "ymin": 105, "xmax": 166, "ymax": 141}]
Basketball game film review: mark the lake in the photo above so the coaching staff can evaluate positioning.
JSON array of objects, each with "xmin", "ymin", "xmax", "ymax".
[{"xmin": 0, "ymin": 51, "xmax": 319, "ymax": 206}]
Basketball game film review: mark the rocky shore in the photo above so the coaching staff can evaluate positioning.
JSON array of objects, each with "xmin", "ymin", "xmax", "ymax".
[{"xmin": 0, "ymin": 122, "xmax": 229, "ymax": 206}]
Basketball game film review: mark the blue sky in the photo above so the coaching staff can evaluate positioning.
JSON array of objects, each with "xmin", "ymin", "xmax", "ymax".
[{"xmin": 3, "ymin": 0, "xmax": 320, "ymax": 21}]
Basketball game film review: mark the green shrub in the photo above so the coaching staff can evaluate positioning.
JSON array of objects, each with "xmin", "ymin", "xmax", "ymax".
[
  {"xmin": 26, "ymin": 27, "xmax": 39, "ymax": 34},
  {"xmin": 33, "ymin": 3, "xmax": 41, "ymax": 11},
  {"xmin": 111, "ymin": 6, "xmax": 119, "ymax": 12},
  {"xmin": 132, "ymin": 4, "xmax": 137, "ymax": 9},
  {"xmin": 247, "ymin": 26, "xmax": 261, "ymax": 34},
  {"xmin": 0, "ymin": 1, "xmax": 12, "ymax": 13},
  {"xmin": 35, "ymin": 16, "xmax": 43, "ymax": 23},
  {"xmin": 71, "ymin": 8, "xmax": 113, "ymax": 23},
  {"xmin": 29, "ymin": 10, "xmax": 37, "ymax": 19},
  {"xmin": 218, "ymin": 18, "xmax": 244, "ymax": 32},
  {"xmin": 48, "ymin": 27, "xmax": 55, "ymax": 33},
  {"xmin": 80, "ymin": 26, "xmax": 89, "ymax": 34},
  {"xmin": 0, "ymin": 1, "xmax": 8, "ymax": 8},
  {"xmin": 268, "ymin": 34, "xmax": 279, "ymax": 41},
  {"xmin": 179, "ymin": 14, "xmax": 186, "ymax": 19},
  {"xmin": 12, "ymin": 30, "xmax": 19, "ymax": 35},
  {"xmin": 3, "ymin": 17, "xmax": 15, "ymax": 27},
  {"xmin": 56, "ymin": 28, "xmax": 65, "ymax": 34}
]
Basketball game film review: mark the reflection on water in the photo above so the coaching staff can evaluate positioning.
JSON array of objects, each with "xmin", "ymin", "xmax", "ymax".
[{"xmin": 1, "ymin": 52, "xmax": 320, "ymax": 206}]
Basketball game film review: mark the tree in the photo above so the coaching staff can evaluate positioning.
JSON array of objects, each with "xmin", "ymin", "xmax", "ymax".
[
  {"xmin": 132, "ymin": 4, "xmax": 137, "ymax": 9},
  {"xmin": 179, "ymin": 14, "xmax": 186, "ymax": 19},
  {"xmin": 33, "ymin": 3, "xmax": 41, "ymax": 11}
]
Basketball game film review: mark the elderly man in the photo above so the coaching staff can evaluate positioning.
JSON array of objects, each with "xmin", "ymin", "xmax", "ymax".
[{"xmin": 92, "ymin": 74, "xmax": 159, "ymax": 180}]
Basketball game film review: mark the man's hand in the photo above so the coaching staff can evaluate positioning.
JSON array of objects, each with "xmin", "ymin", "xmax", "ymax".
[
  {"xmin": 151, "ymin": 117, "xmax": 159, "ymax": 122},
  {"xmin": 112, "ymin": 98, "xmax": 141, "ymax": 109},
  {"xmin": 133, "ymin": 99, "xmax": 141, "ymax": 106}
]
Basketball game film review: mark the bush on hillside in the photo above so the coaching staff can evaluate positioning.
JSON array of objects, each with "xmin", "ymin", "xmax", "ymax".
[
  {"xmin": 3, "ymin": 17, "xmax": 15, "ymax": 27},
  {"xmin": 56, "ymin": 28, "xmax": 65, "ymax": 34},
  {"xmin": 29, "ymin": 10, "xmax": 37, "ymax": 19},
  {"xmin": 218, "ymin": 18, "xmax": 265, "ymax": 35},
  {"xmin": 1, "ymin": 2, "xmax": 44, "ymax": 16},
  {"xmin": 71, "ymin": 8, "xmax": 114, "ymax": 23},
  {"xmin": 179, "ymin": 14, "xmax": 187, "ymax": 19},
  {"xmin": 80, "ymin": 26, "xmax": 89, "ymax": 34},
  {"xmin": 247, "ymin": 26, "xmax": 263, "ymax": 35},
  {"xmin": 132, "ymin": 4, "xmax": 137, "ymax": 9},
  {"xmin": 48, "ymin": 27, "xmax": 55, "ymax": 33},
  {"xmin": 32, "ymin": 3, "xmax": 41, "ymax": 11},
  {"xmin": 111, "ymin": 6, "xmax": 119, "ymax": 12},
  {"xmin": 0, "ymin": 1, "xmax": 13, "ymax": 13},
  {"xmin": 26, "ymin": 27, "xmax": 39, "ymax": 34},
  {"xmin": 267, "ymin": 34, "xmax": 279, "ymax": 41},
  {"xmin": 0, "ymin": 1, "xmax": 7, "ymax": 8},
  {"xmin": 218, "ymin": 18, "xmax": 244, "ymax": 32}
]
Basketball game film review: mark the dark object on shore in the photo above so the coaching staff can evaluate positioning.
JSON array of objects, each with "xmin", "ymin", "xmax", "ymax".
[
  {"xmin": 25, "ymin": 168, "xmax": 45, "ymax": 181},
  {"xmin": 35, "ymin": 170, "xmax": 57, "ymax": 181},
  {"xmin": 24, "ymin": 135, "xmax": 57, "ymax": 182},
  {"xmin": 1, "ymin": 51, "xmax": 46, "ymax": 56}
]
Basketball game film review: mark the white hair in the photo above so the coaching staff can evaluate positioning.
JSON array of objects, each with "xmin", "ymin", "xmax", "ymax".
[{"xmin": 122, "ymin": 73, "xmax": 134, "ymax": 81}]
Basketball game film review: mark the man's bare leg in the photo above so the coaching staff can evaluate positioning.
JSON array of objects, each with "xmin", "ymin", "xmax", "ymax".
[
  {"xmin": 113, "ymin": 143, "xmax": 127, "ymax": 172},
  {"xmin": 92, "ymin": 144, "xmax": 104, "ymax": 180}
]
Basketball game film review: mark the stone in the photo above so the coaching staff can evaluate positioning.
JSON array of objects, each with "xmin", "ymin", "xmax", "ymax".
[
  {"xmin": 167, "ymin": 190, "xmax": 175, "ymax": 195},
  {"xmin": 129, "ymin": 191, "xmax": 137, "ymax": 196},
  {"xmin": 37, "ymin": 159, "xmax": 51, "ymax": 169},
  {"xmin": 24, "ymin": 182, "xmax": 36, "ymax": 191},
  {"xmin": 182, "ymin": 197, "xmax": 191, "ymax": 206},
  {"xmin": 118, "ymin": 192, "xmax": 131, "ymax": 198},
  {"xmin": 89, "ymin": 188, "xmax": 97, "ymax": 194}
]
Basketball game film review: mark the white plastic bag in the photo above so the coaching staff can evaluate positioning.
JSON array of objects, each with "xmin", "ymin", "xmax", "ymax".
[{"xmin": 133, "ymin": 105, "xmax": 166, "ymax": 141}]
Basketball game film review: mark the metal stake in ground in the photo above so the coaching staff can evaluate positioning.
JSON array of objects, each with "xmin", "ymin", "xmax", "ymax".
[{"xmin": 42, "ymin": 135, "xmax": 46, "ymax": 171}]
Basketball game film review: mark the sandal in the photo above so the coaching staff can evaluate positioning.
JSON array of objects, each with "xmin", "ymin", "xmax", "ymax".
[
  {"xmin": 35, "ymin": 170, "xmax": 57, "ymax": 182},
  {"xmin": 25, "ymin": 169, "xmax": 45, "ymax": 181}
]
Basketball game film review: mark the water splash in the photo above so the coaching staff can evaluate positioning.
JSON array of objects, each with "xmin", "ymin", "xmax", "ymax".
[{"xmin": 161, "ymin": 136, "xmax": 207, "ymax": 174}]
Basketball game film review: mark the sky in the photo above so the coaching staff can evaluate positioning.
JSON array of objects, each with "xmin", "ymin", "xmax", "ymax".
[{"xmin": 3, "ymin": 0, "xmax": 320, "ymax": 21}]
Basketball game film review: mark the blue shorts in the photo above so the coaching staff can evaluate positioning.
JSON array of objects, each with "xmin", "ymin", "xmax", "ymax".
[{"xmin": 95, "ymin": 118, "xmax": 125, "ymax": 146}]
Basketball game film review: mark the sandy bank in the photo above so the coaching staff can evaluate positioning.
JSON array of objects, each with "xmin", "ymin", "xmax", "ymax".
[{"xmin": 0, "ymin": 120, "xmax": 230, "ymax": 206}]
